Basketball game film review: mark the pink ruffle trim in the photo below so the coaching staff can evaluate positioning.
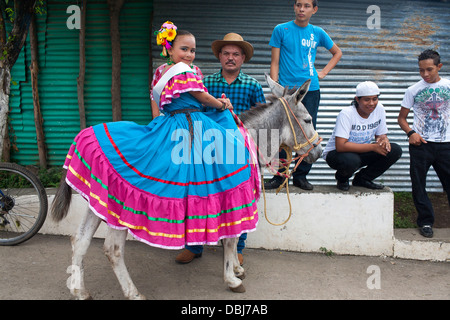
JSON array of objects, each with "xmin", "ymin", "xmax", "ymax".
[
  {"xmin": 159, "ymin": 71, "xmax": 207, "ymax": 109},
  {"xmin": 64, "ymin": 127, "xmax": 259, "ymax": 250}
]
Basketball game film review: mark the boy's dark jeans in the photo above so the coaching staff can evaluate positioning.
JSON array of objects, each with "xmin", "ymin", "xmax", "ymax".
[
  {"xmin": 409, "ymin": 142, "xmax": 450, "ymax": 227},
  {"xmin": 325, "ymin": 142, "xmax": 402, "ymax": 183}
]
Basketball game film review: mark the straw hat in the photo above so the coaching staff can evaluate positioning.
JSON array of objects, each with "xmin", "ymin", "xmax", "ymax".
[{"xmin": 211, "ymin": 33, "xmax": 254, "ymax": 63}]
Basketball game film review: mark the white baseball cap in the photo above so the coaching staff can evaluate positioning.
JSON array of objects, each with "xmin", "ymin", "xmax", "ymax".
[{"xmin": 355, "ymin": 81, "xmax": 380, "ymax": 97}]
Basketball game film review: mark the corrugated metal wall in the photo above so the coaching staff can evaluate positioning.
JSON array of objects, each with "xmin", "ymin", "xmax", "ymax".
[
  {"xmin": 8, "ymin": 0, "xmax": 449, "ymax": 192},
  {"xmin": 9, "ymin": 0, "xmax": 153, "ymax": 166},
  {"xmin": 153, "ymin": 0, "xmax": 449, "ymax": 191}
]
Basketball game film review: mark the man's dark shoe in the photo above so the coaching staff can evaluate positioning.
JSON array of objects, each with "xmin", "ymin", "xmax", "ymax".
[
  {"xmin": 419, "ymin": 225, "xmax": 433, "ymax": 238},
  {"xmin": 352, "ymin": 177, "xmax": 384, "ymax": 190},
  {"xmin": 264, "ymin": 176, "xmax": 283, "ymax": 190},
  {"xmin": 293, "ymin": 177, "xmax": 313, "ymax": 190},
  {"xmin": 337, "ymin": 179, "xmax": 350, "ymax": 191}
]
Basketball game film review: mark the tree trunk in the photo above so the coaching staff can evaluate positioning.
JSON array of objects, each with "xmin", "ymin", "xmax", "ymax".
[
  {"xmin": 77, "ymin": 0, "xmax": 87, "ymax": 129},
  {"xmin": 148, "ymin": 11, "xmax": 153, "ymax": 96},
  {"xmin": 30, "ymin": 14, "xmax": 47, "ymax": 168},
  {"xmin": 107, "ymin": 0, "xmax": 124, "ymax": 122},
  {"xmin": 0, "ymin": 0, "xmax": 37, "ymax": 161},
  {"xmin": 0, "ymin": 68, "xmax": 11, "ymax": 161}
]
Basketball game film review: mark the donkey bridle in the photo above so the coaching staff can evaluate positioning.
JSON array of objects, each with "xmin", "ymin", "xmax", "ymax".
[
  {"xmin": 277, "ymin": 97, "xmax": 322, "ymax": 173},
  {"xmin": 230, "ymin": 98, "xmax": 322, "ymax": 226}
]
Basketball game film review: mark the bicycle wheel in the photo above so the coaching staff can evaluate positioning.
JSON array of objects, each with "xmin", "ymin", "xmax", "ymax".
[{"xmin": 0, "ymin": 162, "xmax": 48, "ymax": 245}]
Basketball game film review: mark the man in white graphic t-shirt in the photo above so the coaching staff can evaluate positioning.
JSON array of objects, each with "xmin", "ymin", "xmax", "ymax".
[
  {"xmin": 323, "ymin": 81, "xmax": 402, "ymax": 191},
  {"xmin": 398, "ymin": 49, "xmax": 450, "ymax": 238}
]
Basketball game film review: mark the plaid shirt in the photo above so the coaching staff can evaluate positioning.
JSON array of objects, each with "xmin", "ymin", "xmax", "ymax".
[{"xmin": 203, "ymin": 70, "xmax": 266, "ymax": 115}]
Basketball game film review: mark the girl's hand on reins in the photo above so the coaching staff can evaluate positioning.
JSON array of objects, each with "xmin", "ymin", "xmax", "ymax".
[{"xmin": 217, "ymin": 98, "xmax": 233, "ymax": 110}]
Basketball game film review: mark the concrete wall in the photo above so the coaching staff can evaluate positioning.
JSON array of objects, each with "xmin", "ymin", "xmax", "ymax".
[
  {"xmin": 246, "ymin": 186, "xmax": 394, "ymax": 257},
  {"xmin": 40, "ymin": 186, "xmax": 449, "ymax": 261}
]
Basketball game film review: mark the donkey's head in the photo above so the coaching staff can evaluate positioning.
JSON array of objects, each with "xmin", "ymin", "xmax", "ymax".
[{"xmin": 265, "ymin": 74, "xmax": 322, "ymax": 164}]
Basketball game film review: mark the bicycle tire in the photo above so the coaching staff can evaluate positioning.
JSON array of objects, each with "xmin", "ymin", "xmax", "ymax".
[{"xmin": 0, "ymin": 162, "xmax": 48, "ymax": 245}]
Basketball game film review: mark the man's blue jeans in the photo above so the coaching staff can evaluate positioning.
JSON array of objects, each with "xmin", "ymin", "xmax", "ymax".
[{"xmin": 185, "ymin": 233, "xmax": 247, "ymax": 255}]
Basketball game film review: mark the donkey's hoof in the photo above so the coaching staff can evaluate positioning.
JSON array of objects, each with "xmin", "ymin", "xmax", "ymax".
[
  {"xmin": 72, "ymin": 289, "xmax": 93, "ymax": 300},
  {"xmin": 236, "ymin": 271, "xmax": 246, "ymax": 280},
  {"xmin": 229, "ymin": 284, "xmax": 246, "ymax": 293}
]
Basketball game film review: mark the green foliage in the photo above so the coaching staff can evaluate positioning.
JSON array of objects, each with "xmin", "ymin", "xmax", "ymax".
[
  {"xmin": 0, "ymin": 168, "xmax": 32, "ymax": 188},
  {"xmin": 2, "ymin": 0, "xmax": 46, "ymax": 23},
  {"xmin": 394, "ymin": 211, "xmax": 416, "ymax": 229},
  {"xmin": 393, "ymin": 192, "xmax": 417, "ymax": 228},
  {"xmin": 0, "ymin": 165, "xmax": 62, "ymax": 188},
  {"xmin": 37, "ymin": 166, "xmax": 63, "ymax": 187},
  {"xmin": 319, "ymin": 247, "xmax": 334, "ymax": 257},
  {"xmin": 35, "ymin": 0, "xmax": 46, "ymax": 15}
]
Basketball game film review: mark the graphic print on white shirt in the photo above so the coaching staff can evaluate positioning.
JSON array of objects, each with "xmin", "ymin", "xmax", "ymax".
[
  {"xmin": 402, "ymin": 78, "xmax": 450, "ymax": 142},
  {"xmin": 322, "ymin": 103, "xmax": 388, "ymax": 159},
  {"xmin": 413, "ymin": 86, "xmax": 449, "ymax": 141}
]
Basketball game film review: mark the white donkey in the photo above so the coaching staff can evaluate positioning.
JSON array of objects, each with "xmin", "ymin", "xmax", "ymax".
[{"xmin": 51, "ymin": 75, "xmax": 322, "ymax": 299}]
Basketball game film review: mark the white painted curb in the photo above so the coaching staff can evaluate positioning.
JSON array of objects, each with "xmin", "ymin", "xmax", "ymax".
[{"xmin": 40, "ymin": 187, "xmax": 449, "ymax": 262}]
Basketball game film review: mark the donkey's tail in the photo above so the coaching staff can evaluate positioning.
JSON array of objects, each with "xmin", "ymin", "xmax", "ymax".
[{"xmin": 51, "ymin": 169, "xmax": 73, "ymax": 222}]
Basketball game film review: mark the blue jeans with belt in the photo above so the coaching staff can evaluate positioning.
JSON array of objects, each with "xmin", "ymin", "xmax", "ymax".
[{"xmin": 409, "ymin": 142, "xmax": 450, "ymax": 227}]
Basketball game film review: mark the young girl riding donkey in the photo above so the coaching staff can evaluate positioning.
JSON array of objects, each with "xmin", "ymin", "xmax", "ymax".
[
  {"xmin": 53, "ymin": 21, "xmax": 261, "ymax": 298},
  {"xmin": 53, "ymin": 19, "xmax": 323, "ymax": 299}
]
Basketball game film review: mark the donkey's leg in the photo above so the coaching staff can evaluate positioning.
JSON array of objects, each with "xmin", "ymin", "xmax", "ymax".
[
  {"xmin": 70, "ymin": 208, "xmax": 101, "ymax": 300},
  {"xmin": 223, "ymin": 237, "xmax": 246, "ymax": 293},
  {"xmin": 103, "ymin": 228, "xmax": 146, "ymax": 300}
]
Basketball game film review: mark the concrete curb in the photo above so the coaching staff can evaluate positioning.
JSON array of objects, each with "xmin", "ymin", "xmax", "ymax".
[
  {"xmin": 40, "ymin": 188, "xmax": 449, "ymax": 262},
  {"xmin": 393, "ymin": 228, "xmax": 450, "ymax": 262}
]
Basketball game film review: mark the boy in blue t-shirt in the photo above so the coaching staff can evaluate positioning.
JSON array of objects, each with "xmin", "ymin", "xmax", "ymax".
[{"xmin": 266, "ymin": 0, "xmax": 342, "ymax": 190}]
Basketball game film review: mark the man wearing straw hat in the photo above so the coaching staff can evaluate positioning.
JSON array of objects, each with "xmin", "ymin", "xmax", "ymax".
[
  {"xmin": 175, "ymin": 33, "xmax": 266, "ymax": 265},
  {"xmin": 203, "ymin": 33, "xmax": 266, "ymax": 114}
]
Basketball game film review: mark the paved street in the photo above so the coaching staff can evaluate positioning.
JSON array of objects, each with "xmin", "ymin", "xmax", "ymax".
[{"xmin": 0, "ymin": 234, "xmax": 448, "ymax": 302}]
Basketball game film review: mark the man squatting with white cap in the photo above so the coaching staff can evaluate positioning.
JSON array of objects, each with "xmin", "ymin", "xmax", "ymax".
[{"xmin": 322, "ymin": 81, "xmax": 402, "ymax": 191}]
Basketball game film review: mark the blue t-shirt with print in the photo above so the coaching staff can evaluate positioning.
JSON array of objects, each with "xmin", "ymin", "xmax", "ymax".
[{"xmin": 269, "ymin": 21, "xmax": 334, "ymax": 91}]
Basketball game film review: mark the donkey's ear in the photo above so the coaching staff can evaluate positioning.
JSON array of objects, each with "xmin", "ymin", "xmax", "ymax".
[
  {"xmin": 293, "ymin": 79, "xmax": 311, "ymax": 102},
  {"xmin": 265, "ymin": 73, "xmax": 285, "ymax": 97}
]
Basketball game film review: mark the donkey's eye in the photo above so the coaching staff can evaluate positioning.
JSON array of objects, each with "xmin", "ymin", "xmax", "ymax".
[{"xmin": 304, "ymin": 118, "xmax": 312, "ymax": 124}]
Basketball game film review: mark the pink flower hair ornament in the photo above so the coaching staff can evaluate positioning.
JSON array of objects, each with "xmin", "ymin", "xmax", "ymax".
[{"xmin": 155, "ymin": 21, "xmax": 178, "ymax": 60}]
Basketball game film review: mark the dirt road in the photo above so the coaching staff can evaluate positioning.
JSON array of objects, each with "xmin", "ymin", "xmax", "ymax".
[{"xmin": 1, "ymin": 234, "xmax": 448, "ymax": 302}]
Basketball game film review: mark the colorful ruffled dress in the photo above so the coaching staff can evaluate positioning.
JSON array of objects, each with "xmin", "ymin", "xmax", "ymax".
[{"xmin": 63, "ymin": 62, "xmax": 260, "ymax": 249}]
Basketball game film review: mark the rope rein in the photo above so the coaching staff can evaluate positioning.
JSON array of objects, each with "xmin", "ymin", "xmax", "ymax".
[{"xmin": 232, "ymin": 97, "xmax": 322, "ymax": 226}]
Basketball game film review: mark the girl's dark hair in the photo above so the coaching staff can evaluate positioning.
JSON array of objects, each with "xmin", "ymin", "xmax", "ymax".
[
  {"xmin": 173, "ymin": 30, "xmax": 194, "ymax": 44},
  {"xmin": 418, "ymin": 49, "xmax": 441, "ymax": 66}
]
